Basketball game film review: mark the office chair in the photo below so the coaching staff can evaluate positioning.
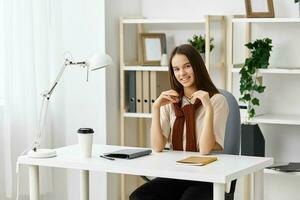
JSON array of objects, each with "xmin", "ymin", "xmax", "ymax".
[
  {"xmin": 141, "ymin": 89, "xmax": 241, "ymax": 200},
  {"xmin": 219, "ymin": 89, "xmax": 241, "ymax": 200}
]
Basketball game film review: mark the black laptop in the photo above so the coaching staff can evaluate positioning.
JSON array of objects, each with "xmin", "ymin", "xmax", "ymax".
[{"xmin": 103, "ymin": 148, "xmax": 152, "ymax": 159}]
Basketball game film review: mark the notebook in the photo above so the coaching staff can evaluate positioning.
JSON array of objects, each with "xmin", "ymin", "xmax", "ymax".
[
  {"xmin": 176, "ymin": 156, "xmax": 218, "ymax": 166},
  {"xmin": 103, "ymin": 148, "xmax": 152, "ymax": 159}
]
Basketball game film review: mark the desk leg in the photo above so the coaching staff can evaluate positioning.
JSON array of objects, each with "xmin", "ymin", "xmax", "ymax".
[
  {"xmin": 80, "ymin": 170, "xmax": 89, "ymax": 200},
  {"xmin": 29, "ymin": 165, "xmax": 40, "ymax": 200},
  {"xmin": 244, "ymin": 175, "xmax": 251, "ymax": 200},
  {"xmin": 253, "ymin": 170, "xmax": 263, "ymax": 200},
  {"xmin": 213, "ymin": 183, "xmax": 225, "ymax": 200}
]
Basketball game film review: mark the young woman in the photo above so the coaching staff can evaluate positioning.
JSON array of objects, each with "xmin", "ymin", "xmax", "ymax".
[{"xmin": 130, "ymin": 44, "xmax": 229, "ymax": 200}]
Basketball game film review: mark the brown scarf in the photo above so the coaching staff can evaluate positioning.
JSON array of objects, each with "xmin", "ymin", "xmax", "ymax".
[{"xmin": 172, "ymin": 97, "xmax": 202, "ymax": 152}]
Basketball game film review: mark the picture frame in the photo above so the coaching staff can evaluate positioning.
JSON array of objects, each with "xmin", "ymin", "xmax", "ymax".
[
  {"xmin": 140, "ymin": 33, "xmax": 166, "ymax": 66},
  {"xmin": 245, "ymin": 0, "xmax": 275, "ymax": 18}
]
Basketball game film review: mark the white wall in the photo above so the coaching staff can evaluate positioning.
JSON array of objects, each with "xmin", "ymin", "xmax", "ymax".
[
  {"xmin": 141, "ymin": 0, "xmax": 299, "ymax": 18},
  {"xmin": 49, "ymin": 0, "xmax": 108, "ymax": 199}
]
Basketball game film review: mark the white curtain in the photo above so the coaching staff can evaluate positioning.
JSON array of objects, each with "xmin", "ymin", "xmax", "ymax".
[{"xmin": 0, "ymin": 0, "xmax": 54, "ymax": 198}]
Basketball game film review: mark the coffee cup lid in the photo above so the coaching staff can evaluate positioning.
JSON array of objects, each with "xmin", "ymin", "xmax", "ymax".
[{"xmin": 77, "ymin": 128, "xmax": 94, "ymax": 134}]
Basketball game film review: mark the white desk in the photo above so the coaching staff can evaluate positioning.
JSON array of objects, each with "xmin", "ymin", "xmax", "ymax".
[{"xmin": 17, "ymin": 144, "xmax": 273, "ymax": 200}]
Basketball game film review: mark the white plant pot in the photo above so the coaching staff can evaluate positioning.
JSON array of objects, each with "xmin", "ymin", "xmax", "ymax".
[{"xmin": 160, "ymin": 53, "xmax": 168, "ymax": 66}]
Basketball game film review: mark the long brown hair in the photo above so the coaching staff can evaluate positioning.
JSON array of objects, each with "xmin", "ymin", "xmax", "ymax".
[{"xmin": 168, "ymin": 44, "xmax": 219, "ymax": 97}]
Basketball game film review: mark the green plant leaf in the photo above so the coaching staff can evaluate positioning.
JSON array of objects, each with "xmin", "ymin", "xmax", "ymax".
[
  {"xmin": 187, "ymin": 34, "xmax": 214, "ymax": 54},
  {"xmin": 240, "ymin": 38, "xmax": 272, "ymax": 120},
  {"xmin": 251, "ymin": 98, "xmax": 260, "ymax": 106},
  {"xmin": 245, "ymin": 42, "xmax": 253, "ymax": 49},
  {"xmin": 249, "ymin": 108, "xmax": 255, "ymax": 118},
  {"xmin": 243, "ymin": 94, "xmax": 251, "ymax": 101},
  {"xmin": 239, "ymin": 97, "xmax": 246, "ymax": 103},
  {"xmin": 257, "ymin": 85, "xmax": 266, "ymax": 93}
]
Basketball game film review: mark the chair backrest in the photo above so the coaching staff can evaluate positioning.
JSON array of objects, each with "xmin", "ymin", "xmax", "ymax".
[{"xmin": 219, "ymin": 89, "xmax": 241, "ymax": 155}]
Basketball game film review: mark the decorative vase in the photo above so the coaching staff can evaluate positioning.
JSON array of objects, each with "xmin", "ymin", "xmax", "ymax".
[{"xmin": 241, "ymin": 123, "xmax": 265, "ymax": 157}]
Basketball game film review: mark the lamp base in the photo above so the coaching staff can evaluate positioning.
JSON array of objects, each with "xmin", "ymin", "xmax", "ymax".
[{"xmin": 27, "ymin": 149, "xmax": 57, "ymax": 158}]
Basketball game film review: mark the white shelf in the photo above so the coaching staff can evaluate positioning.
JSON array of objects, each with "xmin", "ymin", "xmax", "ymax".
[
  {"xmin": 124, "ymin": 66, "xmax": 169, "ymax": 72},
  {"xmin": 125, "ymin": 63, "xmax": 224, "ymax": 72},
  {"xmin": 232, "ymin": 18, "xmax": 300, "ymax": 23},
  {"xmin": 122, "ymin": 18, "xmax": 206, "ymax": 24},
  {"xmin": 232, "ymin": 68, "xmax": 300, "ymax": 74},
  {"xmin": 123, "ymin": 112, "xmax": 152, "ymax": 118},
  {"xmin": 246, "ymin": 113, "xmax": 300, "ymax": 125},
  {"xmin": 264, "ymin": 169, "xmax": 300, "ymax": 176}
]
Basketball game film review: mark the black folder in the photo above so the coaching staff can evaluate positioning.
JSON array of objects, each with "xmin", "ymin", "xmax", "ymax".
[
  {"xmin": 103, "ymin": 148, "xmax": 152, "ymax": 159},
  {"xmin": 126, "ymin": 71, "xmax": 136, "ymax": 112}
]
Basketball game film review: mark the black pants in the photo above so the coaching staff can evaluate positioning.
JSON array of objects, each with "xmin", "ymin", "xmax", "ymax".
[{"xmin": 129, "ymin": 178, "xmax": 213, "ymax": 200}]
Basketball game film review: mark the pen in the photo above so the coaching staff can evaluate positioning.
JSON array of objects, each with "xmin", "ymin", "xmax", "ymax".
[{"xmin": 100, "ymin": 155, "xmax": 115, "ymax": 161}]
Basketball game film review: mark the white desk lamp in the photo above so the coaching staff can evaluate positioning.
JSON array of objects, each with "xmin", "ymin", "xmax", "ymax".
[{"xmin": 27, "ymin": 53, "xmax": 112, "ymax": 158}]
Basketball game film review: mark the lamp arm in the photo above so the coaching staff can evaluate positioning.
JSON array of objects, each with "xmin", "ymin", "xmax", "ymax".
[
  {"xmin": 31, "ymin": 59, "xmax": 88, "ymax": 151},
  {"xmin": 32, "ymin": 59, "xmax": 70, "ymax": 151},
  {"xmin": 45, "ymin": 60, "xmax": 69, "ymax": 99},
  {"xmin": 32, "ymin": 60, "xmax": 70, "ymax": 151},
  {"xmin": 46, "ymin": 59, "xmax": 88, "ymax": 99},
  {"xmin": 32, "ymin": 95, "xmax": 49, "ymax": 151}
]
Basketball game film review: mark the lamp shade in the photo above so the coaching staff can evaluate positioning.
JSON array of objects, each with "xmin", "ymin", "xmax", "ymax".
[{"xmin": 86, "ymin": 54, "xmax": 112, "ymax": 70}]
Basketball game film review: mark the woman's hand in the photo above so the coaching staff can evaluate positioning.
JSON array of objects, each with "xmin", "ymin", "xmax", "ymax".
[
  {"xmin": 153, "ymin": 90, "xmax": 179, "ymax": 109},
  {"xmin": 191, "ymin": 90, "xmax": 212, "ymax": 110}
]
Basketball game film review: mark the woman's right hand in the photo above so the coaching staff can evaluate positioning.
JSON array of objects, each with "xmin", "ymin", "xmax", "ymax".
[{"xmin": 153, "ymin": 90, "xmax": 180, "ymax": 109}]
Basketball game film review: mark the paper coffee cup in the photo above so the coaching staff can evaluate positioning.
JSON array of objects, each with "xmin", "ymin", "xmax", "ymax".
[{"xmin": 77, "ymin": 128, "xmax": 94, "ymax": 158}]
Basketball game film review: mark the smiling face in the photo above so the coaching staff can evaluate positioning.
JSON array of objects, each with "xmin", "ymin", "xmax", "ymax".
[
  {"xmin": 171, "ymin": 54, "xmax": 196, "ymax": 91},
  {"xmin": 168, "ymin": 44, "xmax": 219, "ymax": 98}
]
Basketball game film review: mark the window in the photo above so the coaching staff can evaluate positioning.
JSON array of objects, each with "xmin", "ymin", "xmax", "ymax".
[
  {"xmin": 0, "ymin": 64, "xmax": 4, "ymax": 105},
  {"xmin": 0, "ymin": 6, "xmax": 4, "ymax": 106}
]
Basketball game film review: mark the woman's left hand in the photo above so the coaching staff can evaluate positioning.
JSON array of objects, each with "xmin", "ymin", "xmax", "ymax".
[{"xmin": 191, "ymin": 90, "xmax": 213, "ymax": 110}]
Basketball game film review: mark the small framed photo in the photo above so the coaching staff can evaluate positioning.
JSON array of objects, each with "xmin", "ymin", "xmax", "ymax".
[
  {"xmin": 140, "ymin": 33, "xmax": 166, "ymax": 66},
  {"xmin": 245, "ymin": 0, "xmax": 275, "ymax": 18}
]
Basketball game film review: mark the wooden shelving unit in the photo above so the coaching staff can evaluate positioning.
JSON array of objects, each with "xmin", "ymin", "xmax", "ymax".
[{"xmin": 226, "ymin": 16, "xmax": 300, "ymax": 181}]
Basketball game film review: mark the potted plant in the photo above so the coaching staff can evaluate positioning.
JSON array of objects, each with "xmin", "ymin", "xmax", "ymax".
[
  {"xmin": 187, "ymin": 34, "xmax": 214, "ymax": 60},
  {"xmin": 239, "ymin": 38, "xmax": 273, "ymax": 157}
]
